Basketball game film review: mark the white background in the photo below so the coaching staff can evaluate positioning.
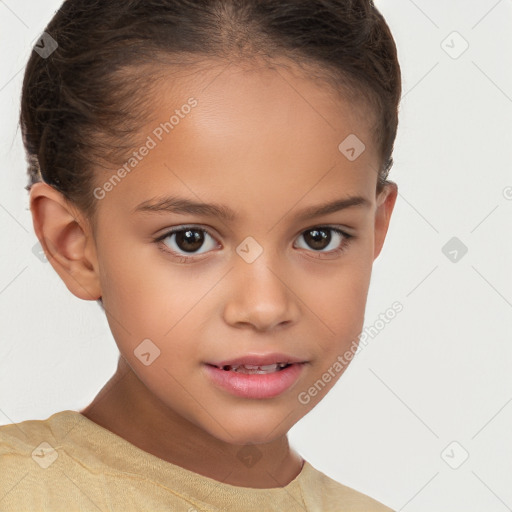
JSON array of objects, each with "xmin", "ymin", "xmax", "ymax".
[{"xmin": 1, "ymin": 1, "xmax": 511, "ymax": 510}]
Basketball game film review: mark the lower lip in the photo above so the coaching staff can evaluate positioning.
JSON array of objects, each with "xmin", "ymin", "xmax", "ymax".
[{"xmin": 203, "ymin": 363, "xmax": 305, "ymax": 399}]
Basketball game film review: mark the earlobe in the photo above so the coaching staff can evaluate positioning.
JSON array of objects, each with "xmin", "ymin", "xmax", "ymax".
[
  {"xmin": 29, "ymin": 182, "xmax": 102, "ymax": 301},
  {"xmin": 373, "ymin": 181, "xmax": 398, "ymax": 260}
]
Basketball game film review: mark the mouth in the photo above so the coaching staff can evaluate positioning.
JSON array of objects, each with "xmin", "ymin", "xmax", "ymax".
[
  {"xmin": 203, "ymin": 361, "xmax": 306, "ymax": 399},
  {"xmin": 207, "ymin": 362, "xmax": 294, "ymax": 374},
  {"xmin": 205, "ymin": 353, "xmax": 307, "ymax": 374}
]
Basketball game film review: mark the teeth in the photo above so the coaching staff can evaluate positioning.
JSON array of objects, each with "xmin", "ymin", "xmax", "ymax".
[{"xmin": 222, "ymin": 362, "xmax": 289, "ymax": 374}]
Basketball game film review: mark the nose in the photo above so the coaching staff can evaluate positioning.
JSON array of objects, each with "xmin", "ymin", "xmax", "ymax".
[{"xmin": 222, "ymin": 251, "xmax": 301, "ymax": 332}]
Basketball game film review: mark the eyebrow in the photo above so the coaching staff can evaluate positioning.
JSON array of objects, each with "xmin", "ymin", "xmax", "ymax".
[{"xmin": 132, "ymin": 194, "xmax": 371, "ymax": 221}]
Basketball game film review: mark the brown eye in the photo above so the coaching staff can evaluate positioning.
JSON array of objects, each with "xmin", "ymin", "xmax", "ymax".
[
  {"xmin": 295, "ymin": 227, "xmax": 352, "ymax": 253},
  {"xmin": 302, "ymin": 228, "xmax": 331, "ymax": 250},
  {"xmin": 174, "ymin": 229, "xmax": 205, "ymax": 252},
  {"xmin": 159, "ymin": 227, "xmax": 218, "ymax": 255}
]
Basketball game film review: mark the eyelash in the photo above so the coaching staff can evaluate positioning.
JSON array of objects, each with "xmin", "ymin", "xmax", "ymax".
[{"xmin": 154, "ymin": 225, "xmax": 354, "ymax": 263}]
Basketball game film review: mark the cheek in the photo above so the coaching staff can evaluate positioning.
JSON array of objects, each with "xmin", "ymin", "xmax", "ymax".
[
  {"xmin": 294, "ymin": 261, "xmax": 372, "ymax": 406},
  {"xmin": 97, "ymin": 239, "xmax": 214, "ymax": 357},
  {"xmin": 98, "ymin": 236, "xmax": 175, "ymax": 312},
  {"xmin": 311, "ymin": 248, "xmax": 373, "ymax": 313},
  {"xmin": 96, "ymin": 239, "xmax": 169, "ymax": 344},
  {"xmin": 301, "ymin": 250, "xmax": 373, "ymax": 353}
]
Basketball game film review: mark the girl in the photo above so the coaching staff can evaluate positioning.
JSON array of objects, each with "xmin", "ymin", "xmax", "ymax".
[{"xmin": 1, "ymin": 1, "xmax": 400, "ymax": 510}]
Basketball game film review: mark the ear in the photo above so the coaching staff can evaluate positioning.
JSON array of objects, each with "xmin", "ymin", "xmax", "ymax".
[
  {"xmin": 373, "ymin": 181, "xmax": 398, "ymax": 260},
  {"xmin": 29, "ymin": 182, "xmax": 102, "ymax": 301}
]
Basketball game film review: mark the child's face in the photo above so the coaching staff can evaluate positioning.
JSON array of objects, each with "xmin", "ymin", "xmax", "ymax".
[{"xmin": 79, "ymin": 60, "xmax": 396, "ymax": 444}]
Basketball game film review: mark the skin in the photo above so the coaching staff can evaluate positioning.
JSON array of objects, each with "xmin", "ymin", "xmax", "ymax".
[{"xmin": 29, "ymin": 58, "xmax": 397, "ymax": 489}]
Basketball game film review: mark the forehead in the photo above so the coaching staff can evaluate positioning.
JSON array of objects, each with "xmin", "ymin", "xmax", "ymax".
[{"xmin": 94, "ymin": 58, "xmax": 380, "ymax": 221}]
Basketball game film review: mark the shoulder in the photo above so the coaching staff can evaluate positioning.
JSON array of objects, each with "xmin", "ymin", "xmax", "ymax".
[
  {"xmin": 0, "ymin": 412, "xmax": 61, "ymax": 468},
  {"xmin": 0, "ymin": 411, "xmax": 111, "ymax": 511},
  {"xmin": 0, "ymin": 410, "xmax": 77, "ymax": 461},
  {"xmin": 299, "ymin": 461, "xmax": 395, "ymax": 512},
  {"xmin": 0, "ymin": 414, "xmax": 58, "ymax": 510}
]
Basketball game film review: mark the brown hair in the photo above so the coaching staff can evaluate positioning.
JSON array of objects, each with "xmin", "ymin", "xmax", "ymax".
[{"xmin": 21, "ymin": 0, "xmax": 401, "ymax": 225}]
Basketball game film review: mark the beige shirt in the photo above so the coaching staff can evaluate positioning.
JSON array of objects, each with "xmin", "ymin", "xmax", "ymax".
[{"xmin": 0, "ymin": 410, "xmax": 394, "ymax": 511}]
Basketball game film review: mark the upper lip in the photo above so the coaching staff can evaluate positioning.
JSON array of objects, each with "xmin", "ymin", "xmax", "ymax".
[{"xmin": 207, "ymin": 353, "xmax": 307, "ymax": 368}]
